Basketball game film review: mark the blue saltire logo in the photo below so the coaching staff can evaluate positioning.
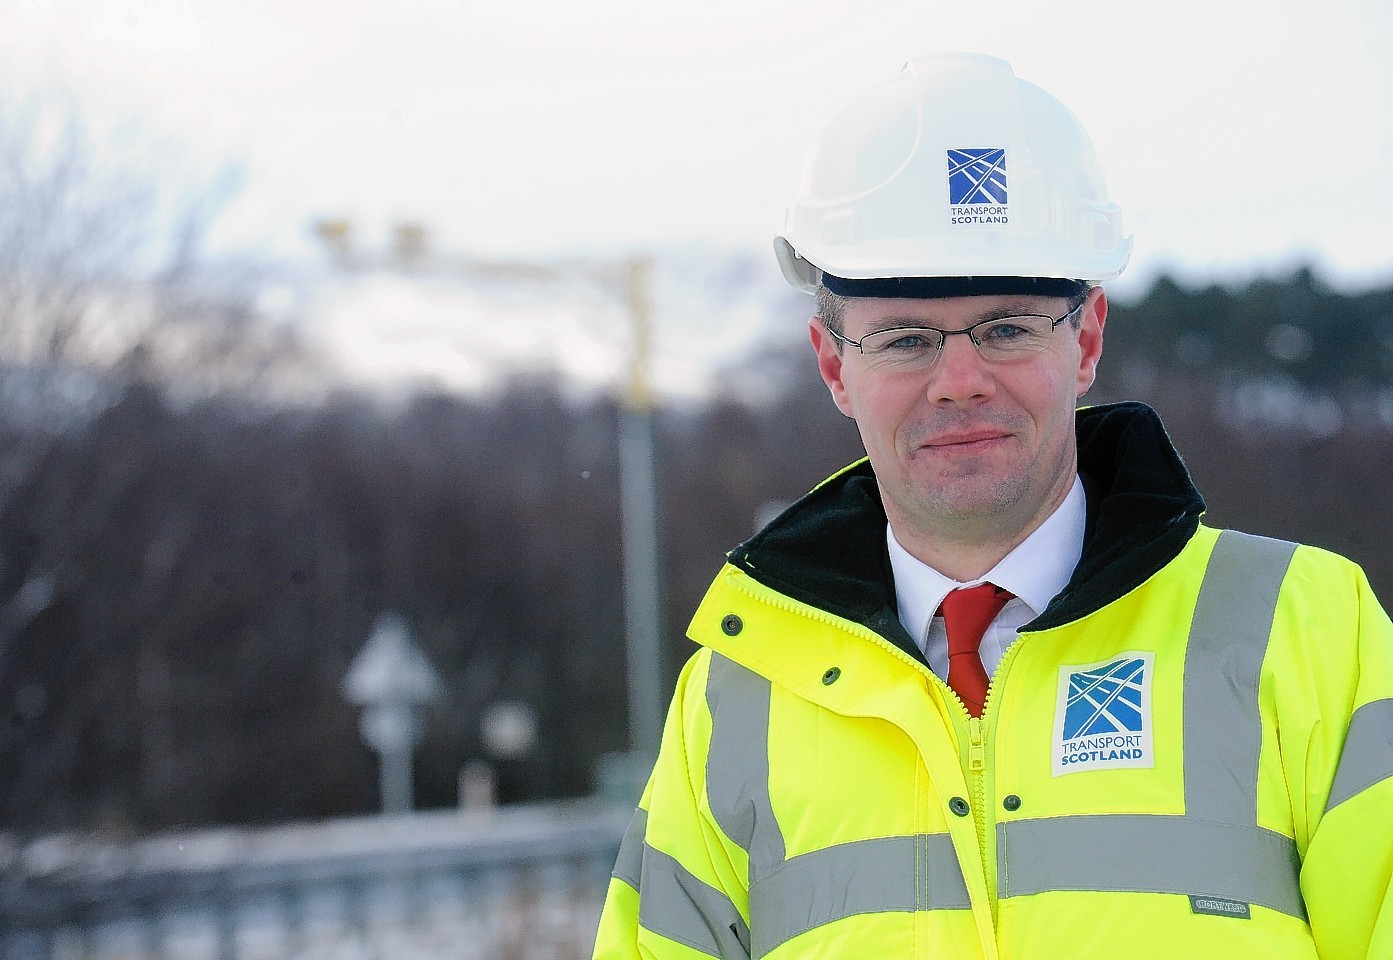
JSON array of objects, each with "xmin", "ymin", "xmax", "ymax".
[
  {"xmin": 1062, "ymin": 658, "xmax": 1146, "ymax": 738},
  {"xmin": 947, "ymin": 148, "xmax": 1007, "ymax": 205}
]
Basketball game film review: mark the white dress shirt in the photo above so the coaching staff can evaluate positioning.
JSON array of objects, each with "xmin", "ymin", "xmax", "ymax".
[{"xmin": 887, "ymin": 477, "xmax": 1087, "ymax": 681}]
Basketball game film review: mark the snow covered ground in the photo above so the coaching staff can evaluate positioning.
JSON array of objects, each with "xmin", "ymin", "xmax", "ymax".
[{"xmin": 280, "ymin": 248, "xmax": 806, "ymax": 403}]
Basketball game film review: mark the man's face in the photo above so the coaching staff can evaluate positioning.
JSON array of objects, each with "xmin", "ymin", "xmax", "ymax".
[{"xmin": 809, "ymin": 289, "xmax": 1107, "ymax": 552}]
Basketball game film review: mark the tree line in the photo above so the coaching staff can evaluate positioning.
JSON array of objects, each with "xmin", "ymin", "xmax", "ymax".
[{"xmin": 0, "ymin": 265, "xmax": 1389, "ymax": 838}]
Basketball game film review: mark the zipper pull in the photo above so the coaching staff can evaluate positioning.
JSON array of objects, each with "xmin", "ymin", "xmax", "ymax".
[{"xmin": 968, "ymin": 716, "xmax": 986, "ymax": 772}]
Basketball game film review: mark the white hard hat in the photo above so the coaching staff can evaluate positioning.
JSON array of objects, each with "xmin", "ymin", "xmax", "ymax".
[{"xmin": 774, "ymin": 53, "xmax": 1131, "ymax": 296}]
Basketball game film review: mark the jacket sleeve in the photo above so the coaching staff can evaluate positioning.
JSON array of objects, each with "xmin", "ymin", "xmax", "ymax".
[
  {"xmin": 593, "ymin": 650, "xmax": 752, "ymax": 960},
  {"xmin": 1296, "ymin": 561, "xmax": 1393, "ymax": 959}
]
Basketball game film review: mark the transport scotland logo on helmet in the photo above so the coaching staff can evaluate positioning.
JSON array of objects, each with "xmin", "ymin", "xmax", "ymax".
[
  {"xmin": 947, "ymin": 147, "xmax": 1009, "ymax": 226},
  {"xmin": 1052, "ymin": 652, "xmax": 1155, "ymax": 776}
]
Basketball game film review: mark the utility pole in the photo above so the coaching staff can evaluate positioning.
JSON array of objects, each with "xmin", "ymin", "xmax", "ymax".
[{"xmin": 618, "ymin": 257, "xmax": 664, "ymax": 766}]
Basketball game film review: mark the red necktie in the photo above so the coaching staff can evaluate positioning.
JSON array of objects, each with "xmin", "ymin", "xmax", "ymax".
[{"xmin": 940, "ymin": 583, "xmax": 1014, "ymax": 717}]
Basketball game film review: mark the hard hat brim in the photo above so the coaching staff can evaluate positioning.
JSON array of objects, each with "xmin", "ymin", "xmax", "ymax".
[{"xmin": 819, "ymin": 273, "xmax": 1089, "ymax": 300}]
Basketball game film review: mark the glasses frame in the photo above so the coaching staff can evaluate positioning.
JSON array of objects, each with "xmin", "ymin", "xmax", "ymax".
[{"xmin": 822, "ymin": 298, "xmax": 1087, "ymax": 368}]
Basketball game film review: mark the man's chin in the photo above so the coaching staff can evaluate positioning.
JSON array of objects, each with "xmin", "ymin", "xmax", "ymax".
[{"xmin": 907, "ymin": 477, "xmax": 1025, "ymax": 525}]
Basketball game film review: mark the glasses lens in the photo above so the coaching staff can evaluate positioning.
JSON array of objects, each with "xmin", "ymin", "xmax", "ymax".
[
  {"xmin": 859, "ymin": 328, "xmax": 943, "ymax": 367},
  {"xmin": 973, "ymin": 315, "xmax": 1055, "ymax": 360}
]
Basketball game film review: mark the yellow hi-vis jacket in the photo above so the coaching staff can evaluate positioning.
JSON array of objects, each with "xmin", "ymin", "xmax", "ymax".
[{"xmin": 593, "ymin": 403, "xmax": 1393, "ymax": 960}]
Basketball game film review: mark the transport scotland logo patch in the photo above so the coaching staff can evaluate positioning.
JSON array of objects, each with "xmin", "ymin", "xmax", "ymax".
[
  {"xmin": 947, "ymin": 148, "xmax": 1009, "ymax": 226},
  {"xmin": 1052, "ymin": 652, "xmax": 1155, "ymax": 776}
]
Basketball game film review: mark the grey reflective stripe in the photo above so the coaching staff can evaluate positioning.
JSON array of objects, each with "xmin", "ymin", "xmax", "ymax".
[
  {"xmin": 1184, "ymin": 531, "xmax": 1297, "ymax": 822},
  {"xmin": 1327, "ymin": 697, "xmax": 1393, "ymax": 813},
  {"xmin": 749, "ymin": 834, "xmax": 969, "ymax": 957},
  {"xmin": 628, "ymin": 822, "xmax": 966, "ymax": 957},
  {"xmin": 637, "ymin": 844, "xmax": 751, "ymax": 958},
  {"xmin": 998, "ymin": 815, "xmax": 1306, "ymax": 920},
  {"xmin": 706, "ymin": 653, "xmax": 786, "ymax": 879},
  {"xmin": 613, "ymin": 806, "xmax": 647, "ymax": 890},
  {"xmin": 1000, "ymin": 531, "xmax": 1306, "ymax": 917}
]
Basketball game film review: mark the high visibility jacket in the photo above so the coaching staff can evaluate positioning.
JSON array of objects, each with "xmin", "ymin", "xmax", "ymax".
[{"xmin": 593, "ymin": 402, "xmax": 1393, "ymax": 959}]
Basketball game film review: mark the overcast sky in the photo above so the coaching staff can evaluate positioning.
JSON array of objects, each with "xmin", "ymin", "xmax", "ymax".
[{"xmin": 2, "ymin": 0, "xmax": 1391, "ymax": 297}]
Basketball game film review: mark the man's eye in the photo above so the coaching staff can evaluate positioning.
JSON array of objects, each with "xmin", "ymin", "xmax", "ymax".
[
  {"xmin": 881, "ymin": 332, "xmax": 936, "ymax": 351},
  {"xmin": 979, "ymin": 321, "xmax": 1032, "ymax": 341}
]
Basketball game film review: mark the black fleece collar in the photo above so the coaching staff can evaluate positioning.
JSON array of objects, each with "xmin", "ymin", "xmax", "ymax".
[{"xmin": 727, "ymin": 402, "xmax": 1205, "ymax": 664}]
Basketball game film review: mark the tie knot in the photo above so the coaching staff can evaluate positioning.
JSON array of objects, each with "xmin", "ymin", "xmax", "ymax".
[{"xmin": 939, "ymin": 583, "xmax": 1014, "ymax": 657}]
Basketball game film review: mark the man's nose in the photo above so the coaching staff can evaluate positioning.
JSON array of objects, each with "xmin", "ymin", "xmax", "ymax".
[{"xmin": 927, "ymin": 334, "xmax": 996, "ymax": 404}]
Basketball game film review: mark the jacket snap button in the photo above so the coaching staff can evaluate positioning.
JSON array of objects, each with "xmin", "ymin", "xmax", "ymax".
[
  {"xmin": 949, "ymin": 797, "xmax": 970, "ymax": 817},
  {"xmin": 821, "ymin": 667, "xmax": 841, "ymax": 685},
  {"xmin": 1003, "ymin": 794, "xmax": 1022, "ymax": 812},
  {"xmin": 721, "ymin": 614, "xmax": 743, "ymax": 636}
]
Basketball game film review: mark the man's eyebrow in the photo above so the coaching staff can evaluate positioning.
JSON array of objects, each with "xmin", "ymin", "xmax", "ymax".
[
  {"xmin": 864, "ymin": 316, "xmax": 939, "ymax": 332},
  {"xmin": 865, "ymin": 302, "xmax": 1052, "ymax": 332}
]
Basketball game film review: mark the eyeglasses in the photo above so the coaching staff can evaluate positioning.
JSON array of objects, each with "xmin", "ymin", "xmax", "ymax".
[{"xmin": 822, "ymin": 299, "xmax": 1086, "ymax": 370}]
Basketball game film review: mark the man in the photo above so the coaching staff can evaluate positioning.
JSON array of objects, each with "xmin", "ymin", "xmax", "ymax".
[{"xmin": 593, "ymin": 53, "xmax": 1393, "ymax": 959}]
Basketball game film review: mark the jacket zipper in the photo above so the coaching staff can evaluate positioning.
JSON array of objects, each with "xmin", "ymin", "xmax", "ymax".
[
  {"xmin": 973, "ymin": 637, "xmax": 1031, "ymax": 917},
  {"xmin": 967, "ymin": 714, "xmax": 990, "ymax": 879}
]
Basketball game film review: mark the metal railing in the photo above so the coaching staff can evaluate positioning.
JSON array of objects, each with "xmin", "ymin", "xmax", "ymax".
[{"xmin": 1, "ymin": 800, "xmax": 630, "ymax": 960}]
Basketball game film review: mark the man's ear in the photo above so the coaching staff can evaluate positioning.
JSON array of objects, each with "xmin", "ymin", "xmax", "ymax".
[
  {"xmin": 1075, "ymin": 287, "xmax": 1107, "ymax": 398},
  {"xmin": 810, "ymin": 317, "xmax": 855, "ymax": 418}
]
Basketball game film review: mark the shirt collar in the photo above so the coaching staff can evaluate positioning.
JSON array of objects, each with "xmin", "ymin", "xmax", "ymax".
[{"xmin": 888, "ymin": 475, "xmax": 1087, "ymax": 645}]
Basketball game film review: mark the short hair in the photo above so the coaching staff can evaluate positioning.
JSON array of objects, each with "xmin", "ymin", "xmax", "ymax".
[{"xmin": 814, "ymin": 284, "xmax": 850, "ymax": 336}]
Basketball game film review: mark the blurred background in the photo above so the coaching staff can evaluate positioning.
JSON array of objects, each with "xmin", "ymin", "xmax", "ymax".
[{"xmin": 0, "ymin": 1, "xmax": 1390, "ymax": 957}]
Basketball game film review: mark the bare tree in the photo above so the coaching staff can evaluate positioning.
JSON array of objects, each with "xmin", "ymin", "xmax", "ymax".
[{"xmin": 0, "ymin": 96, "xmax": 316, "ymax": 396}]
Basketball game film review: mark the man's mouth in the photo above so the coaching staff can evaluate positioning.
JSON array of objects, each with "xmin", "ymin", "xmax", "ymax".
[{"xmin": 924, "ymin": 430, "xmax": 1011, "ymax": 451}]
